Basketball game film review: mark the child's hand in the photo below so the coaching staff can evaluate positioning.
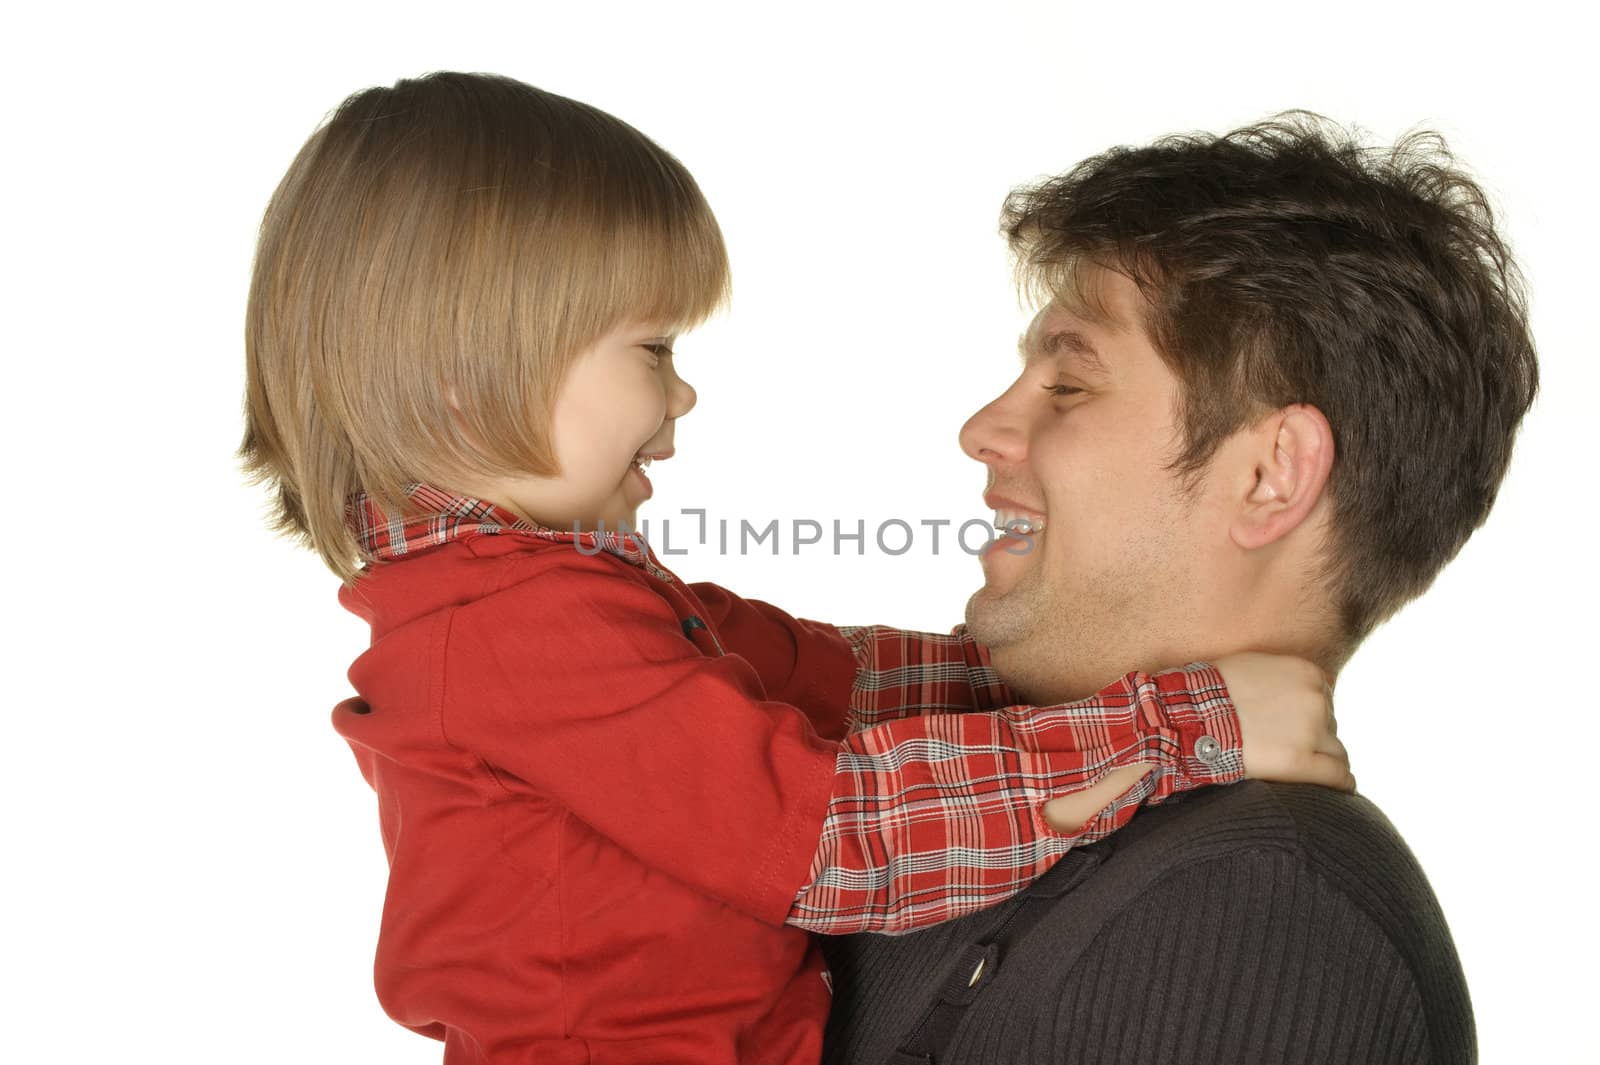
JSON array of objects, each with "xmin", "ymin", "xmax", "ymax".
[
  {"xmin": 1042, "ymin": 652, "xmax": 1351, "ymax": 835},
  {"xmin": 1214, "ymin": 651, "xmax": 1354, "ymax": 793}
]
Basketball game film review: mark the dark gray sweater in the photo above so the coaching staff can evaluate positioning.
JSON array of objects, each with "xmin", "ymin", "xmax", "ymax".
[{"xmin": 820, "ymin": 780, "xmax": 1473, "ymax": 1064}]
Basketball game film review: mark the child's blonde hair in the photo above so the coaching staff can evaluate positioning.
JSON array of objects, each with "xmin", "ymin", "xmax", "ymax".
[{"xmin": 239, "ymin": 71, "xmax": 731, "ymax": 585}]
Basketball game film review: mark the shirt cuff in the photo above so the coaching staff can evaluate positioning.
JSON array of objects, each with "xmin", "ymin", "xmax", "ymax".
[{"xmin": 1149, "ymin": 662, "xmax": 1247, "ymax": 790}]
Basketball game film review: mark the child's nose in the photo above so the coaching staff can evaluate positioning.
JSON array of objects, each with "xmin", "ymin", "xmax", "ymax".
[{"xmin": 667, "ymin": 368, "xmax": 697, "ymax": 420}]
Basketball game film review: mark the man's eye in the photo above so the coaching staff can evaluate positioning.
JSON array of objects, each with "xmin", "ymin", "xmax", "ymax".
[{"xmin": 1042, "ymin": 384, "xmax": 1082, "ymax": 397}]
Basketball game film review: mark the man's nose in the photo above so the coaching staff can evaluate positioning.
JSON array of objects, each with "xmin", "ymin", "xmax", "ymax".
[{"xmin": 959, "ymin": 390, "xmax": 1028, "ymax": 465}]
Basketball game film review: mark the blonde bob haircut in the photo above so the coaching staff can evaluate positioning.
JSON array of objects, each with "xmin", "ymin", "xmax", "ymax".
[{"xmin": 239, "ymin": 71, "xmax": 730, "ymax": 585}]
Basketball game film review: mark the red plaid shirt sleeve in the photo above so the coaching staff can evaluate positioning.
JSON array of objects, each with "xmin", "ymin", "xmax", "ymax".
[
  {"xmin": 837, "ymin": 621, "xmax": 1243, "ymax": 801},
  {"xmin": 834, "ymin": 623, "xmax": 1017, "ymax": 725},
  {"xmin": 786, "ymin": 630, "xmax": 1245, "ymax": 935}
]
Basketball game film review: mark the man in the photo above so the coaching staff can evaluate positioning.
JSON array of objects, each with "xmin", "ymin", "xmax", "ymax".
[{"xmin": 821, "ymin": 113, "xmax": 1537, "ymax": 1064}]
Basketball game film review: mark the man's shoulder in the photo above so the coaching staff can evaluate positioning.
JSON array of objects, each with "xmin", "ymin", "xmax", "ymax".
[
  {"xmin": 998, "ymin": 779, "xmax": 1462, "ymax": 978},
  {"xmin": 1141, "ymin": 781, "xmax": 1463, "ymax": 974},
  {"xmin": 822, "ymin": 781, "xmax": 1476, "ymax": 1064},
  {"xmin": 1112, "ymin": 779, "xmax": 1442, "ymax": 916}
]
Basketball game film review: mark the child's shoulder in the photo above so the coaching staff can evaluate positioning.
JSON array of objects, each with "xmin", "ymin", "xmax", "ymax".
[{"xmin": 441, "ymin": 534, "xmax": 699, "ymax": 665}]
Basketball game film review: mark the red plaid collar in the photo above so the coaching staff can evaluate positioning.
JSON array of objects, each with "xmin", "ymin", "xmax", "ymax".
[{"xmin": 345, "ymin": 482, "xmax": 671, "ymax": 579}]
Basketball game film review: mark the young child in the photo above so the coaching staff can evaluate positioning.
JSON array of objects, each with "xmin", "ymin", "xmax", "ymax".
[{"xmin": 240, "ymin": 72, "xmax": 1346, "ymax": 1065}]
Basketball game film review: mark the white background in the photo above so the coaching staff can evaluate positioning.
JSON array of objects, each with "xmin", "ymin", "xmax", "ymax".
[{"xmin": 6, "ymin": 1, "xmax": 1594, "ymax": 1061}]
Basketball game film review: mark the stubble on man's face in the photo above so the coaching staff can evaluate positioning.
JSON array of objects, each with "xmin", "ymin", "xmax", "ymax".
[
  {"xmin": 964, "ymin": 513, "xmax": 1197, "ymax": 705},
  {"xmin": 964, "ymin": 563, "xmax": 1062, "ymax": 703},
  {"xmin": 964, "ymin": 558, "xmax": 1052, "ymax": 663}
]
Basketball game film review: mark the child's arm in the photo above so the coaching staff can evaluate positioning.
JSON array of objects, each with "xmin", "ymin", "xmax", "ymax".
[
  {"xmin": 786, "ymin": 644, "xmax": 1347, "ymax": 934},
  {"xmin": 686, "ymin": 584, "xmax": 1349, "ymax": 925},
  {"xmin": 786, "ymin": 662, "xmax": 1245, "ymax": 935}
]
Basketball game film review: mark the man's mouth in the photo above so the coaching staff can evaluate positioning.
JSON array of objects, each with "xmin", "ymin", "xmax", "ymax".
[
  {"xmin": 993, "ymin": 507, "xmax": 1046, "ymax": 536},
  {"xmin": 981, "ymin": 497, "xmax": 1047, "ymax": 561},
  {"xmin": 985, "ymin": 494, "xmax": 1047, "ymax": 536}
]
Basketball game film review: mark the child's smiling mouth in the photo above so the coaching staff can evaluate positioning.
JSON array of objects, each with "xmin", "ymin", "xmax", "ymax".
[{"xmin": 629, "ymin": 450, "xmax": 674, "ymax": 498}]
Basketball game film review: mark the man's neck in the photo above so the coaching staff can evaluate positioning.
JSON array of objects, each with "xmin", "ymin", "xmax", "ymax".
[{"xmin": 993, "ymin": 601, "xmax": 1339, "ymax": 706}]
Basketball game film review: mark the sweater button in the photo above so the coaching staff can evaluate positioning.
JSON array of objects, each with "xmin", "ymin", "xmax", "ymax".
[{"xmin": 1194, "ymin": 735, "xmax": 1222, "ymax": 764}]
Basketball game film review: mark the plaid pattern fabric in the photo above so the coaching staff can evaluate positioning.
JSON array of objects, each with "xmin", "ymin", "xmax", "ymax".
[
  {"xmin": 835, "ymin": 623, "xmax": 1016, "ymax": 729},
  {"xmin": 345, "ymin": 483, "xmax": 1244, "ymax": 936},
  {"xmin": 346, "ymin": 481, "xmax": 674, "ymax": 580},
  {"xmin": 795, "ymin": 622, "xmax": 1242, "ymax": 933}
]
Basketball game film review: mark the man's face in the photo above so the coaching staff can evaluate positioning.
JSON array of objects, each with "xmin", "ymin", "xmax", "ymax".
[{"xmin": 960, "ymin": 268, "xmax": 1220, "ymax": 702}]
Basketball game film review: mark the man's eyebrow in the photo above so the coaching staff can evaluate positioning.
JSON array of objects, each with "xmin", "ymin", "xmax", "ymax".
[{"xmin": 1017, "ymin": 328, "xmax": 1111, "ymax": 378}]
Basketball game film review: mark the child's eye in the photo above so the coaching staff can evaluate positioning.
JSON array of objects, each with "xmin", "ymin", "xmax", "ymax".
[{"xmin": 643, "ymin": 343, "xmax": 675, "ymax": 359}]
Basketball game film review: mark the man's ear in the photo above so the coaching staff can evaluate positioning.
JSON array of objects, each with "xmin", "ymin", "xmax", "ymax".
[{"xmin": 1230, "ymin": 404, "xmax": 1335, "ymax": 551}]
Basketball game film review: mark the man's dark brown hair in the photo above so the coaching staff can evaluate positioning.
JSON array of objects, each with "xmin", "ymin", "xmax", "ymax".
[{"xmin": 1002, "ymin": 110, "xmax": 1538, "ymax": 666}]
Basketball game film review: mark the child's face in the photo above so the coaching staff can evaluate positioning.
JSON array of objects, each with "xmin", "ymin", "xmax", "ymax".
[{"xmin": 473, "ymin": 320, "xmax": 696, "ymax": 532}]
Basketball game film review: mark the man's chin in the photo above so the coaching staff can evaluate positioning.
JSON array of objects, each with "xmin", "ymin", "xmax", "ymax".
[{"xmin": 964, "ymin": 585, "xmax": 1027, "ymax": 650}]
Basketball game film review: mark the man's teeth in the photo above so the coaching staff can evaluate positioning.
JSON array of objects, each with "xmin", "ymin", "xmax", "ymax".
[{"xmin": 994, "ymin": 509, "xmax": 1045, "ymax": 535}]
